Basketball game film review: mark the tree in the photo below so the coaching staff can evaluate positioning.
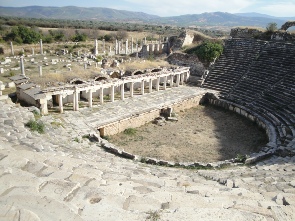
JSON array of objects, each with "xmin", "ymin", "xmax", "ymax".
[
  {"xmin": 72, "ymin": 30, "xmax": 87, "ymax": 42},
  {"xmin": 188, "ymin": 41, "xmax": 223, "ymax": 62},
  {"xmin": 4, "ymin": 25, "xmax": 41, "ymax": 44},
  {"xmin": 49, "ymin": 29, "xmax": 65, "ymax": 41},
  {"xmin": 266, "ymin": 22, "xmax": 277, "ymax": 32},
  {"xmin": 116, "ymin": 30, "xmax": 128, "ymax": 40}
]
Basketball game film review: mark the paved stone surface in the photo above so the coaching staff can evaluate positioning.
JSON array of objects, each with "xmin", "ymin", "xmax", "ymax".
[
  {"xmin": 61, "ymin": 85, "xmax": 212, "ymax": 132},
  {"xmin": 0, "ymin": 86, "xmax": 294, "ymax": 220}
]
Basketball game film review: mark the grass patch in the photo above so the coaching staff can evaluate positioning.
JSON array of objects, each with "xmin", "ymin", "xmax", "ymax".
[
  {"xmin": 146, "ymin": 210, "xmax": 161, "ymax": 221},
  {"xmin": 25, "ymin": 119, "xmax": 45, "ymax": 134},
  {"xmin": 32, "ymin": 110, "xmax": 41, "ymax": 120},
  {"xmin": 235, "ymin": 154, "xmax": 247, "ymax": 163},
  {"xmin": 50, "ymin": 121, "xmax": 64, "ymax": 128},
  {"xmin": 123, "ymin": 128, "xmax": 137, "ymax": 135},
  {"xmin": 101, "ymin": 135, "xmax": 109, "ymax": 140}
]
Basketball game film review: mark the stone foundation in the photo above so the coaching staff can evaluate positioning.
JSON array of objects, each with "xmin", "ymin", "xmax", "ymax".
[{"xmin": 99, "ymin": 94, "xmax": 204, "ymax": 136}]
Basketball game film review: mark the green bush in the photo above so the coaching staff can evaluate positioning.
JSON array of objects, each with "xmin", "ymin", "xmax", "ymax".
[
  {"xmin": 4, "ymin": 25, "xmax": 42, "ymax": 44},
  {"xmin": 186, "ymin": 41, "xmax": 223, "ymax": 62},
  {"xmin": 123, "ymin": 128, "xmax": 137, "ymax": 135},
  {"xmin": 25, "ymin": 119, "xmax": 45, "ymax": 134}
]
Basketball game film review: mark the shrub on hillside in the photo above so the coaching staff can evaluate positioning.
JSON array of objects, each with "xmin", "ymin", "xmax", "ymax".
[{"xmin": 186, "ymin": 41, "xmax": 223, "ymax": 62}]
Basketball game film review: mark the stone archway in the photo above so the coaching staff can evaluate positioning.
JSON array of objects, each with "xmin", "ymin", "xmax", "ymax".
[{"xmin": 280, "ymin": 21, "xmax": 295, "ymax": 31}]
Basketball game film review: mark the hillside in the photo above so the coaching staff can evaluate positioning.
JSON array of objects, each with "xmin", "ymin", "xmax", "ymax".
[
  {"xmin": 0, "ymin": 6, "xmax": 292, "ymax": 28},
  {"xmin": 154, "ymin": 12, "xmax": 288, "ymax": 27},
  {"xmin": 0, "ymin": 6, "xmax": 159, "ymax": 22}
]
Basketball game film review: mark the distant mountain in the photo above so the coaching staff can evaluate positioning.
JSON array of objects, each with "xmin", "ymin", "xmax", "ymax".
[
  {"xmin": 235, "ymin": 12, "xmax": 277, "ymax": 19},
  {"xmin": 235, "ymin": 12, "xmax": 295, "ymax": 21},
  {"xmin": 0, "ymin": 6, "xmax": 159, "ymax": 22},
  {"xmin": 0, "ymin": 6, "xmax": 293, "ymax": 28},
  {"xmin": 153, "ymin": 12, "xmax": 289, "ymax": 28}
]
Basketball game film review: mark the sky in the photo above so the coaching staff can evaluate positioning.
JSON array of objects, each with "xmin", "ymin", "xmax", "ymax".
[{"xmin": 0, "ymin": 0, "xmax": 295, "ymax": 17}]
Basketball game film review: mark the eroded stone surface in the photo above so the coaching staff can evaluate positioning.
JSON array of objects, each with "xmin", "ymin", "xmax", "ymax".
[{"xmin": 0, "ymin": 87, "xmax": 295, "ymax": 220}]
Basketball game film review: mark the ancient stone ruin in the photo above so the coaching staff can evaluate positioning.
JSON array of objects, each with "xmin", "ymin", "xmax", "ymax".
[{"xmin": 0, "ymin": 25, "xmax": 295, "ymax": 220}]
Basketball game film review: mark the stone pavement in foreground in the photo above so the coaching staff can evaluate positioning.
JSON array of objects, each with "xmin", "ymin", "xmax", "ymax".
[{"xmin": 0, "ymin": 86, "xmax": 294, "ymax": 221}]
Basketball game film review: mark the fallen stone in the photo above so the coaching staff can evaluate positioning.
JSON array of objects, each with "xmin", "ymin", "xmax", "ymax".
[{"xmin": 167, "ymin": 117, "xmax": 178, "ymax": 122}]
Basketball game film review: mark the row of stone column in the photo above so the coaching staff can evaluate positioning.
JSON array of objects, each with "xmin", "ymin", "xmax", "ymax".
[
  {"xmin": 114, "ymin": 37, "xmax": 152, "ymax": 55},
  {"xmin": 10, "ymin": 40, "xmax": 43, "ymax": 56},
  {"xmin": 53, "ymin": 72, "xmax": 189, "ymax": 114}
]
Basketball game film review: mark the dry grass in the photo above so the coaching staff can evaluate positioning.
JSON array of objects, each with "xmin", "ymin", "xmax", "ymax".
[
  {"xmin": 38, "ymin": 27, "xmax": 159, "ymax": 42},
  {"xmin": 120, "ymin": 59, "xmax": 171, "ymax": 71},
  {"xmin": 29, "ymin": 66, "xmax": 102, "ymax": 87},
  {"xmin": 233, "ymin": 26, "xmax": 266, "ymax": 31},
  {"xmin": 187, "ymin": 30, "xmax": 213, "ymax": 40}
]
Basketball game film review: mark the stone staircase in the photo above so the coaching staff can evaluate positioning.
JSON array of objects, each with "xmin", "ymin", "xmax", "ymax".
[
  {"xmin": 0, "ymin": 100, "xmax": 295, "ymax": 220},
  {"xmin": 202, "ymin": 39, "xmax": 266, "ymax": 95},
  {"xmin": 202, "ymin": 39, "xmax": 295, "ymax": 151}
]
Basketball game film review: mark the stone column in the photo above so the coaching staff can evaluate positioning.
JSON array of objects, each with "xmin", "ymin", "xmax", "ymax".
[
  {"xmin": 170, "ymin": 75, "xmax": 174, "ymax": 87},
  {"xmin": 84, "ymin": 63, "xmax": 87, "ymax": 69},
  {"xmin": 39, "ymin": 65, "xmax": 42, "ymax": 77},
  {"xmin": 118, "ymin": 41, "xmax": 121, "ymax": 54},
  {"xmin": 102, "ymin": 39, "xmax": 105, "ymax": 53},
  {"xmin": 176, "ymin": 74, "xmax": 180, "ymax": 87},
  {"xmin": 20, "ymin": 57, "xmax": 25, "ymax": 76},
  {"xmin": 130, "ymin": 82, "xmax": 134, "ymax": 97},
  {"xmin": 115, "ymin": 39, "xmax": 118, "ymax": 55},
  {"xmin": 180, "ymin": 73, "xmax": 184, "ymax": 85},
  {"xmin": 186, "ymin": 71, "xmax": 190, "ymax": 82},
  {"xmin": 100, "ymin": 88, "xmax": 104, "ymax": 104},
  {"xmin": 32, "ymin": 48, "xmax": 35, "ymax": 55},
  {"xmin": 73, "ymin": 88, "xmax": 79, "ymax": 111},
  {"xmin": 131, "ymin": 37, "xmax": 134, "ymax": 53},
  {"xmin": 110, "ymin": 85, "xmax": 115, "ymax": 102},
  {"xmin": 109, "ymin": 46, "xmax": 112, "ymax": 53},
  {"xmin": 136, "ymin": 44, "xmax": 139, "ymax": 58},
  {"xmin": 121, "ymin": 83, "xmax": 124, "ymax": 100},
  {"xmin": 58, "ymin": 94, "xmax": 63, "ymax": 113},
  {"xmin": 125, "ymin": 39, "xmax": 128, "ymax": 55},
  {"xmin": 141, "ymin": 80, "xmax": 145, "ymax": 95},
  {"xmin": 73, "ymin": 91, "xmax": 76, "ymax": 110},
  {"xmin": 144, "ymin": 37, "xmax": 147, "ymax": 45},
  {"xmin": 156, "ymin": 77, "xmax": 160, "ymax": 91},
  {"xmin": 88, "ymin": 89, "xmax": 93, "ymax": 108},
  {"xmin": 39, "ymin": 98, "xmax": 48, "ymax": 115},
  {"xmin": 163, "ymin": 76, "xmax": 167, "ymax": 90},
  {"xmin": 94, "ymin": 39, "xmax": 98, "ymax": 55},
  {"xmin": 40, "ymin": 39, "xmax": 43, "ymax": 55},
  {"xmin": 10, "ymin": 42, "xmax": 14, "ymax": 56},
  {"xmin": 149, "ymin": 79, "xmax": 153, "ymax": 93}
]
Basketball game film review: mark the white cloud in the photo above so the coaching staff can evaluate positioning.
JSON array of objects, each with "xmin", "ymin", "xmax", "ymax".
[
  {"xmin": 124, "ymin": 0, "xmax": 255, "ymax": 16},
  {"xmin": 259, "ymin": 2, "xmax": 295, "ymax": 17}
]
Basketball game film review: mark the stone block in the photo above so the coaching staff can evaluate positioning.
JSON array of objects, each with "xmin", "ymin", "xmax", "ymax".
[
  {"xmin": 6, "ymin": 82, "xmax": 15, "ymax": 88},
  {"xmin": 167, "ymin": 117, "xmax": 178, "ymax": 122}
]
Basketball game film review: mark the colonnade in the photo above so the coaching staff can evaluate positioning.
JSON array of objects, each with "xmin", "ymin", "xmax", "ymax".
[{"xmin": 39, "ymin": 69, "xmax": 190, "ymax": 114}]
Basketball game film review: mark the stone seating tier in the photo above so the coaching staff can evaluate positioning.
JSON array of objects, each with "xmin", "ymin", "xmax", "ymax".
[{"xmin": 203, "ymin": 39, "xmax": 295, "ymax": 148}]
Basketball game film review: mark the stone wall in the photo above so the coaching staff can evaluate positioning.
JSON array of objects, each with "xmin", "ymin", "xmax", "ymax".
[
  {"xmin": 166, "ymin": 52, "xmax": 205, "ymax": 80},
  {"xmin": 168, "ymin": 31, "xmax": 195, "ymax": 52},
  {"xmin": 230, "ymin": 28, "xmax": 263, "ymax": 38},
  {"xmin": 271, "ymin": 31, "xmax": 295, "ymax": 41},
  {"xmin": 100, "ymin": 94, "xmax": 205, "ymax": 136},
  {"xmin": 171, "ymin": 94, "xmax": 204, "ymax": 112},
  {"xmin": 101, "ymin": 109, "xmax": 160, "ymax": 136}
]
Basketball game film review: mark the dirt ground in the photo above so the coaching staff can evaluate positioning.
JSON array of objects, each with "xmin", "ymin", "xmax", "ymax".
[{"xmin": 108, "ymin": 105, "xmax": 268, "ymax": 163}]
